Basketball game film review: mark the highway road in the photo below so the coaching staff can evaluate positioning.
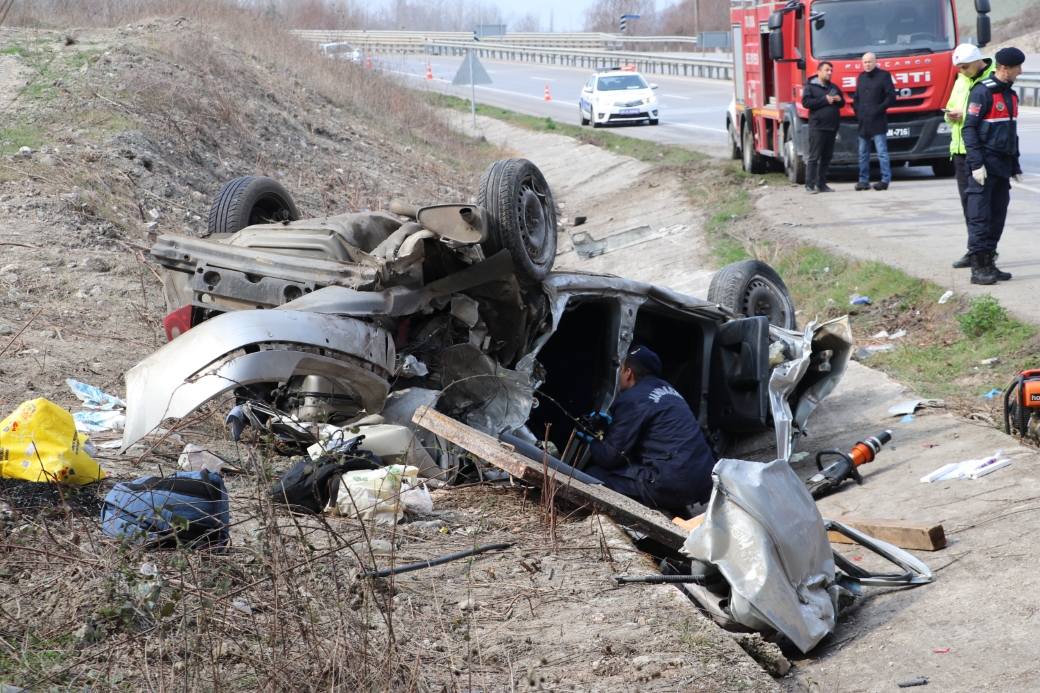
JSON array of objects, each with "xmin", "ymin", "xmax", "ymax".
[{"xmin": 383, "ymin": 53, "xmax": 1040, "ymax": 176}]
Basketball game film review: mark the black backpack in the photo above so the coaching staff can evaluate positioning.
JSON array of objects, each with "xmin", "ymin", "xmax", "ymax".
[{"xmin": 270, "ymin": 450, "xmax": 382, "ymax": 514}]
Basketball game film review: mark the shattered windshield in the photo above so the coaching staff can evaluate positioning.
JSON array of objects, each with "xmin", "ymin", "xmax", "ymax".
[
  {"xmin": 810, "ymin": 0, "xmax": 956, "ymax": 59},
  {"xmin": 597, "ymin": 74, "xmax": 650, "ymax": 91}
]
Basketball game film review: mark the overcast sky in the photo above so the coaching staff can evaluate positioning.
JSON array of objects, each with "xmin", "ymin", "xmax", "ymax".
[{"xmin": 502, "ymin": 0, "xmax": 593, "ymax": 32}]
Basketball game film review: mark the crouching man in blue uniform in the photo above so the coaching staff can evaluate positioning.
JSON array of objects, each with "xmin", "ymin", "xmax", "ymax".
[{"xmin": 584, "ymin": 345, "xmax": 716, "ymax": 517}]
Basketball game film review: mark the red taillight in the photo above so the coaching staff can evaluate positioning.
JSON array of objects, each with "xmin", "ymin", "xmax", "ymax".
[{"xmin": 163, "ymin": 305, "xmax": 195, "ymax": 342}]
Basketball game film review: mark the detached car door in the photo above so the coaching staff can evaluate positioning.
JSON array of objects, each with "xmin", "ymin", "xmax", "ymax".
[{"xmin": 707, "ymin": 316, "xmax": 770, "ymax": 433}]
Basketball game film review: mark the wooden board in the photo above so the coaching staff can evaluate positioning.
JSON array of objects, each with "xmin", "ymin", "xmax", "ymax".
[
  {"xmin": 412, "ymin": 406, "xmax": 690, "ymax": 549},
  {"xmin": 672, "ymin": 514, "xmax": 704, "ymax": 532},
  {"xmin": 826, "ymin": 516, "xmax": 946, "ymax": 551}
]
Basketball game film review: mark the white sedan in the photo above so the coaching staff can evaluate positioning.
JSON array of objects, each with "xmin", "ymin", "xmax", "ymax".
[{"xmin": 578, "ymin": 68, "xmax": 659, "ymax": 128}]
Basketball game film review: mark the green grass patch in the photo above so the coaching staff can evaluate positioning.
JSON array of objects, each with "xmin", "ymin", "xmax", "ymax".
[
  {"xmin": 0, "ymin": 122, "xmax": 45, "ymax": 152},
  {"xmin": 422, "ymin": 91, "xmax": 708, "ymax": 166}
]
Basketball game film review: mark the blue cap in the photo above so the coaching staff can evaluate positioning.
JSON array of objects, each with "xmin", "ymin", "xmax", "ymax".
[
  {"xmin": 625, "ymin": 345, "xmax": 662, "ymax": 377},
  {"xmin": 995, "ymin": 47, "xmax": 1025, "ymax": 67}
]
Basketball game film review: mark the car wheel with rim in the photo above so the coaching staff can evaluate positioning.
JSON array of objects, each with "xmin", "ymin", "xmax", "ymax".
[
  {"xmin": 708, "ymin": 259, "xmax": 797, "ymax": 330},
  {"xmin": 784, "ymin": 129, "xmax": 806, "ymax": 184},
  {"xmin": 477, "ymin": 158, "xmax": 558, "ymax": 286},
  {"xmin": 727, "ymin": 120, "xmax": 741, "ymax": 160},
  {"xmin": 580, "ymin": 103, "xmax": 590, "ymax": 126}
]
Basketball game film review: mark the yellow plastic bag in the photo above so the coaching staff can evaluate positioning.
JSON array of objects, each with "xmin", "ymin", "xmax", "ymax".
[{"xmin": 0, "ymin": 399, "xmax": 106, "ymax": 486}]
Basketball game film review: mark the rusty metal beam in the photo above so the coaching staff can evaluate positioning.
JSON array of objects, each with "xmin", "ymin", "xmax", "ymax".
[{"xmin": 412, "ymin": 406, "xmax": 690, "ymax": 549}]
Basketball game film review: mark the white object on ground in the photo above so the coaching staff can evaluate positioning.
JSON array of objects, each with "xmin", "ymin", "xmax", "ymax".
[
  {"xmin": 178, "ymin": 443, "xmax": 227, "ymax": 473},
  {"xmin": 921, "ymin": 450, "xmax": 1011, "ymax": 483},
  {"xmin": 401, "ymin": 483, "xmax": 434, "ymax": 515},
  {"xmin": 328, "ymin": 465, "xmax": 420, "ymax": 523},
  {"xmin": 73, "ymin": 409, "xmax": 125, "ymax": 433},
  {"xmin": 888, "ymin": 399, "xmax": 944, "ymax": 416},
  {"xmin": 307, "ymin": 423, "xmax": 415, "ymax": 462},
  {"xmin": 888, "ymin": 330, "xmax": 906, "ymax": 340},
  {"xmin": 66, "ymin": 378, "xmax": 126, "ymax": 410},
  {"xmin": 938, "ymin": 291, "xmax": 954, "ymax": 304},
  {"xmin": 871, "ymin": 330, "xmax": 890, "ymax": 340}
]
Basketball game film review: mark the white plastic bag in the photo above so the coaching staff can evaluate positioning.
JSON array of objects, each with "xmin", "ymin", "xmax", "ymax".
[
  {"xmin": 328, "ymin": 465, "xmax": 419, "ymax": 524},
  {"xmin": 178, "ymin": 443, "xmax": 227, "ymax": 473},
  {"xmin": 401, "ymin": 483, "xmax": 433, "ymax": 515}
]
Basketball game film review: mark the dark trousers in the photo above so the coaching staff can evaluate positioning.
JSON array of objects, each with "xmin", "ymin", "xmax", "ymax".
[
  {"xmin": 953, "ymin": 154, "xmax": 970, "ymax": 221},
  {"xmin": 966, "ymin": 174, "xmax": 1011, "ymax": 255},
  {"xmin": 805, "ymin": 129, "xmax": 837, "ymax": 188}
]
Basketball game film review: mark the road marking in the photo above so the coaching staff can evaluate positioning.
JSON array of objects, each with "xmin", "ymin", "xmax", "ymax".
[
  {"xmin": 1013, "ymin": 181, "xmax": 1040, "ymax": 194},
  {"xmin": 667, "ymin": 122, "xmax": 728, "ymax": 133},
  {"xmin": 531, "ymin": 77, "xmax": 557, "ymax": 81},
  {"xmin": 664, "ymin": 95, "xmax": 691, "ymax": 99}
]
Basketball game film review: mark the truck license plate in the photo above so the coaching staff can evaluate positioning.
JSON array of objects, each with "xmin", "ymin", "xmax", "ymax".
[
  {"xmin": 620, "ymin": 108, "xmax": 640, "ymax": 115},
  {"xmin": 887, "ymin": 127, "xmax": 910, "ymax": 138}
]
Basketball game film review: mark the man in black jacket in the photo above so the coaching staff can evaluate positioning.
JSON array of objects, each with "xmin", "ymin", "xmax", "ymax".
[
  {"xmin": 961, "ymin": 47, "xmax": 1025, "ymax": 285},
  {"xmin": 800, "ymin": 61, "xmax": 845, "ymax": 194},
  {"xmin": 851, "ymin": 52, "xmax": 897, "ymax": 191}
]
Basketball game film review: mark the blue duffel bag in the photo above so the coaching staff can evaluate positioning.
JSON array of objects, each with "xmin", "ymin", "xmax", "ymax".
[{"xmin": 101, "ymin": 470, "xmax": 230, "ymax": 548}]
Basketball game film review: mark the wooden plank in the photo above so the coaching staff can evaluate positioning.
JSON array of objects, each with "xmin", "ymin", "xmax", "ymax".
[
  {"xmin": 826, "ymin": 516, "xmax": 946, "ymax": 551},
  {"xmin": 412, "ymin": 406, "xmax": 690, "ymax": 549},
  {"xmin": 672, "ymin": 514, "xmax": 704, "ymax": 533}
]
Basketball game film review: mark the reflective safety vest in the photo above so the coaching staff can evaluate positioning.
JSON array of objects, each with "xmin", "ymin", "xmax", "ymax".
[{"xmin": 973, "ymin": 78, "xmax": 1019, "ymax": 158}]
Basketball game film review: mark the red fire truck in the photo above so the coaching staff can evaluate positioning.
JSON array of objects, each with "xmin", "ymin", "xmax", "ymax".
[{"xmin": 726, "ymin": 0, "xmax": 993, "ymax": 182}]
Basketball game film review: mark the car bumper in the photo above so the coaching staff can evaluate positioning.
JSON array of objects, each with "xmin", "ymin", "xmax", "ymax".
[
  {"xmin": 588, "ymin": 103, "xmax": 658, "ymax": 123},
  {"xmin": 827, "ymin": 115, "xmax": 952, "ymax": 165}
]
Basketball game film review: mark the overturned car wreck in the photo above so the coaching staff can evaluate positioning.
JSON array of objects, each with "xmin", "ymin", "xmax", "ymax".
[{"xmin": 122, "ymin": 158, "xmax": 853, "ymax": 485}]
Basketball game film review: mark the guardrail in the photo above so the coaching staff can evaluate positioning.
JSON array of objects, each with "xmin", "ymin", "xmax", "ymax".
[
  {"xmin": 422, "ymin": 39, "xmax": 732, "ymax": 79},
  {"xmin": 1018, "ymin": 76, "xmax": 1040, "ymax": 107},
  {"xmin": 292, "ymin": 30, "xmax": 703, "ymax": 50}
]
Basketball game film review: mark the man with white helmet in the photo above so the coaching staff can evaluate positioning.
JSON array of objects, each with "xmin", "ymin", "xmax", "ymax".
[{"xmin": 946, "ymin": 44, "xmax": 995, "ymax": 270}]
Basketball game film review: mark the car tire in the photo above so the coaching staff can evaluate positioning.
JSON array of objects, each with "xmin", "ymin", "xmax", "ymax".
[
  {"xmin": 708, "ymin": 259, "xmax": 797, "ymax": 330},
  {"xmin": 478, "ymin": 158, "xmax": 558, "ymax": 287},
  {"xmin": 649, "ymin": 118, "xmax": 659, "ymax": 125},
  {"xmin": 727, "ymin": 120, "xmax": 741, "ymax": 160},
  {"xmin": 580, "ymin": 104, "xmax": 590, "ymax": 126},
  {"xmin": 931, "ymin": 159, "xmax": 956, "ymax": 178},
  {"xmin": 741, "ymin": 123, "xmax": 766, "ymax": 174},
  {"xmin": 208, "ymin": 176, "xmax": 300, "ymax": 236}
]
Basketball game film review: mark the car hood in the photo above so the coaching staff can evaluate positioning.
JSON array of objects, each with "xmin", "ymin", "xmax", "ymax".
[{"xmin": 598, "ymin": 89, "xmax": 654, "ymax": 102}]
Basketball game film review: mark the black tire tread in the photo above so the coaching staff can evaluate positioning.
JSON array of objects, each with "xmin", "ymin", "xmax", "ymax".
[
  {"xmin": 478, "ymin": 158, "xmax": 558, "ymax": 286},
  {"xmin": 208, "ymin": 176, "xmax": 300, "ymax": 236},
  {"xmin": 708, "ymin": 259, "xmax": 797, "ymax": 330}
]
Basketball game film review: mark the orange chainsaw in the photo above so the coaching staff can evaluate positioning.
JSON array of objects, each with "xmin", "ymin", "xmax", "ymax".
[{"xmin": 1004, "ymin": 370, "xmax": 1040, "ymax": 439}]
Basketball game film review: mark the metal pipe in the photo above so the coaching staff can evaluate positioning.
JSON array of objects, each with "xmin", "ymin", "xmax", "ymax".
[
  {"xmin": 611, "ymin": 573, "xmax": 708, "ymax": 586},
  {"xmin": 360, "ymin": 542, "xmax": 513, "ymax": 579}
]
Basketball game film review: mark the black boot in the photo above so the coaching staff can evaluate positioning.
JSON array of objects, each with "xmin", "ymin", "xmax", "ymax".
[
  {"xmin": 952, "ymin": 253, "xmax": 970, "ymax": 269},
  {"xmin": 988, "ymin": 250, "xmax": 1012, "ymax": 281},
  {"xmin": 970, "ymin": 252, "xmax": 999, "ymax": 285}
]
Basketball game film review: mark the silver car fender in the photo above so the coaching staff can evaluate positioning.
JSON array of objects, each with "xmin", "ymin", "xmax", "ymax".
[{"xmin": 121, "ymin": 310, "xmax": 394, "ymax": 452}]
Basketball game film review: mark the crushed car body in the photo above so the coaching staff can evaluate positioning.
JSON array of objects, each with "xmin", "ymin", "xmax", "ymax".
[{"xmin": 121, "ymin": 159, "xmax": 853, "ymax": 479}]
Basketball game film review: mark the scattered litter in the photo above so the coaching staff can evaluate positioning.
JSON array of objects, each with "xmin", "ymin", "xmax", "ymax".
[
  {"xmin": 980, "ymin": 389, "xmax": 1002, "ymax": 399},
  {"xmin": 932, "ymin": 647, "xmax": 950, "ymax": 654},
  {"xmin": 66, "ymin": 378, "xmax": 125, "ymax": 410},
  {"xmin": 921, "ymin": 450, "xmax": 1011, "ymax": 482},
  {"xmin": 101, "ymin": 469, "xmax": 229, "ymax": 547},
  {"xmin": 328, "ymin": 465, "xmax": 421, "ymax": 524},
  {"xmin": 872, "ymin": 330, "xmax": 890, "ymax": 339},
  {"xmin": 409, "ymin": 519, "xmax": 447, "ymax": 530},
  {"xmin": 923, "ymin": 443, "xmax": 937, "ymax": 448},
  {"xmin": 139, "ymin": 562, "xmax": 159, "ymax": 576},
  {"xmin": 853, "ymin": 556, "xmax": 862, "ymax": 562},
  {"xmin": 897, "ymin": 678, "xmax": 929, "ymax": 688},
  {"xmin": 888, "ymin": 399, "xmax": 944, "ymax": 416},
  {"xmin": 781, "ymin": 221, "xmax": 801, "ymax": 227},
  {"xmin": 850, "ymin": 296, "xmax": 872, "ymax": 306},
  {"xmin": 789, "ymin": 451, "xmax": 809, "ymax": 463},
  {"xmin": 889, "ymin": 330, "xmax": 907, "ymax": 340},
  {"xmin": 401, "ymin": 483, "xmax": 434, "ymax": 515},
  {"xmin": 823, "ymin": 267, "xmax": 829, "ymax": 273},
  {"xmin": 866, "ymin": 343, "xmax": 893, "ymax": 353},
  {"xmin": 178, "ymin": 443, "xmax": 227, "ymax": 473},
  {"xmin": 900, "ymin": 415, "xmax": 914, "ymax": 424},
  {"xmin": 231, "ymin": 599, "xmax": 252, "ymax": 616},
  {"xmin": 768, "ymin": 340, "xmax": 786, "ymax": 367},
  {"xmin": 73, "ymin": 409, "xmax": 126, "ymax": 433},
  {"xmin": 0, "ymin": 399, "xmax": 106, "ymax": 485},
  {"xmin": 938, "ymin": 290, "xmax": 954, "ymax": 304},
  {"xmin": 980, "ymin": 357, "xmax": 1000, "ymax": 367},
  {"xmin": 397, "ymin": 354, "xmax": 429, "ymax": 378}
]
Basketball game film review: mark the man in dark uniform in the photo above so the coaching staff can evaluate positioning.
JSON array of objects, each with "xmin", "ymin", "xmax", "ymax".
[
  {"xmin": 801, "ymin": 60, "xmax": 845, "ymax": 194},
  {"xmin": 962, "ymin": 47, "xmax": 1025, "ymax": 285},
  {"xmin": 583, "ymin": 345, "xmax": 716, "ymax": 517}
]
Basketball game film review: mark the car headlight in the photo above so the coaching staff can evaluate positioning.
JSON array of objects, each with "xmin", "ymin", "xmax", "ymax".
[
  {"xmin": 937, "ymin": 122, "xmax": 953, "ymax": 135},
  {"xmin": 640, "ymin": 96, "xmax": 657, "ymax": 105}
]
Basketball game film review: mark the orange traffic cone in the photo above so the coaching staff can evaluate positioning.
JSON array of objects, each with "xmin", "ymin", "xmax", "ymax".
[
  {"xmin": 425, "ymin": 62, "xmax": 433, "ymax": 80},
  {"xmin": 366, "ymin": 54, "xmax": 372, "ymax": 69},
  {"xmin": 544, "ymin": 84, "xmax": 551, "ymax": 101}
]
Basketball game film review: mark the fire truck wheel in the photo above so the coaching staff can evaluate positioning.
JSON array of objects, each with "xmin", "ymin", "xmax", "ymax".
[
  {"xmin": 741, "ymin": 123, "xmax": 766, "ymax": 175},
  {"xmin": 784, "ymin": 133, "xmax": 806, "ymax": 185},
  {"xmin": 931, "ymin": 159, "xmax": 956, "ymax": 178},
  {"xmin": 727, "ymin": 121, "xmax": 741, "ymax": 160}
]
